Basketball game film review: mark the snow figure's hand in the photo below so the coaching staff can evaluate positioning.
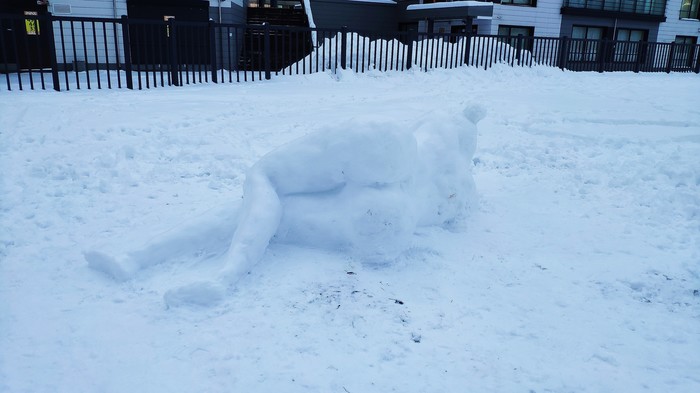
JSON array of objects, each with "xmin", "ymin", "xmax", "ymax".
[{"xmin": 163, "ymin": 281, "xmax": 226, "ymax": 308}]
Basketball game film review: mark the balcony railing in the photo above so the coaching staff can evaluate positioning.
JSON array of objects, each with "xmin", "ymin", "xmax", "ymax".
[{"xmin": 562, "ymin": 0, "xmax": 667, "ymax": 18}]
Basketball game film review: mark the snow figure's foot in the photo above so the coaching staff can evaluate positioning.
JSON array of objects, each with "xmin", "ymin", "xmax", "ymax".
[
  {"xmin": 84, "ymin": 251, "xmax": 139, "ymax": 282},
  {"xmin": 164, "ymin": 281, "xmax": 226, "ymax": 308}
]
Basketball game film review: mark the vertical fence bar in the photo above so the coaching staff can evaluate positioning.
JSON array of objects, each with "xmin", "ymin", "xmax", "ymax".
[
  {"xmin": 113, "ymin": 21, "xmax": 122, "ymax": 88},
  {"xmin": 340, "ymin": 26, "xmax": 347, "ymax": 70},
  {"xmin": 21, "ymin": 18, "xmax": 34, "ymax": 90},
  {"xmin": 209, "ymin": 21, "xmax": 217, "ymax": 83},
  {"xmin": 263, "ymin": 23, "xmax": 271, "ymax": 80},
  {"xmin": 101, "ymin": 21, "xmax": 112, "ymax": 88},
  {"xmin": 59, "ymin": 20, "xmax": 70, "ymax": 90},
  {"xmin": 135, "ymin": 24, "xmax": 143, "ymax": 89},
  {"xmin": 464, "ymin": 32, "xmax": 471, "ymax": 67},
  {"xmin": 227, "ymin": 26, "xmax": 233, "ymax": 82},
  {"xmin": 47, "ymin": 16, "xmax": 61, "ymax": 91},
  {"xmin": 147, "ymin": 23, "xmax": 155, "ymax": 88},
  {"xmin": 91, "ymin": 21, "xmax": 101, "ymax": 88},
  {"xmin": 234, "ymin": 26, "xmax": 240, "ymax": 83},
  {"xmin": 69, "ymin": 21, "xmax": 80, "ymax": 89},
  {"xmin": 9, "ymin": 21, "xmax": 22, "ymax": 90},
  {"xmin": 405, "ymin": 31, "xmax": 414, "ymax": 70},
  {"xmin": 35, "ymin": 18, "xmax": 46, "ymax": 89},
  {"xmin": 80, "ymin": 21, "xmax": 91, "ymax": 88},
  {"xmin": 361, "ymin": 34, "xmax": 366, "ymax": 73}
]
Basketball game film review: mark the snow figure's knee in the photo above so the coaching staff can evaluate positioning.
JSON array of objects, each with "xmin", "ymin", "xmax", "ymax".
[{"xmin": 463, "ymin": 104, "xmax": 486, "ymax": 125}]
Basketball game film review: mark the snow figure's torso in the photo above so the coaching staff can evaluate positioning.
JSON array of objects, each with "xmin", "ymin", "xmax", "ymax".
[{"xmin": 241, "ymin": 108, "xmax": 480, "ymax": 264}]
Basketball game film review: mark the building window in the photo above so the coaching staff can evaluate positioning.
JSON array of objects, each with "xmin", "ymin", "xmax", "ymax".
[
  {"xmin": 497, "ymin": 25, "xmax": 534, "ymax": 51},
  {"xmin": 500, "ymin": 0, "xmax": 537, "ymax": 6},
  {"xmin": 613, "ymin": 28, "xmax": 647, "ymax": 62},
  {"xmin": 570, "ymin": 25, "xmax": 605, "ymax": 61},
  {"xmin": 673, "ymin": 35, "xmax": 698, "ymax": 68},
  {"xmin": 680, "ymin": 0, "xmax": 700, "ymax": 19},
  {"xmin": 563, "ymin": 0, "xmax": 666, "ymax": 16}
]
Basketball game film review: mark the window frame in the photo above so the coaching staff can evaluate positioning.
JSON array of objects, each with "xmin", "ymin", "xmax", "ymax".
[
  {"xmin": 569, "ymin": 25, "xmax": 606, "ymax": 62},
  {"xmin": 613, "ymin": 28, "xmax": 648, "ymax": 63},
  {"xmin": 497, "ymin": 25, "xmax": 535, "ymax": 51},
  {"xmin": 680, "ymin": 0, "xmax": 700, "ymax": 19},
  {"xmin": 672, "ymin": 35, "xmax": 698, "ymax": 68}
]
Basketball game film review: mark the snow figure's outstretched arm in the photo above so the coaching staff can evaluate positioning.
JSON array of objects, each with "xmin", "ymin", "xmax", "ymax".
[{"xmin": 219, "ymin": 167, "xmax": 283, "ymax": 286}]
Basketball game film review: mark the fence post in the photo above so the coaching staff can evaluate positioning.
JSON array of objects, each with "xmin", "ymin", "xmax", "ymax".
[
  {"xmin": 694, "ymin": 45, "xmax": 700, "ymax": 74},
  {"xmin": 665, "ymin": 42, "xmax": 675, "ymax": 73},
  {"xmin": 168, "ymin": 17, "xmax": 179, "ymax": 86},
  {"xmin": 340, "ymin": 26, "xmax": 348, "ymax": 70},
  {"xmin": 634, "ymin": 41, "xmax": 645, "ymax": 73},
  {"xmin": 558, "ymin": 36, "xmax": 569, "ymax": 70},
  {"xmin": 120, "ymin": 15, "xmax": 134, "ymax": 89},
  {"xmin": 209, "ymin": 20, "xmax": 218, "ymax": 83},
  {"xmin": 406, "ymin": 30, "xmax": 415, "ymax": 70},
  {"xmin": 45, "ymin": 14, "xmax": 61, "ymax": 91},
  {"xmin": 463, "ymin": 29, "xmax": 471, "ymax": 67},
  {"xmin": 597, "ymin": 39, "xmax": 606, "ymax": 73},
  {"xmin": 263, "ymin": 23, "xmax": 271, "ymax": 80},
  {"xmin": 515, "ymin": 34, "xmax": 523, "ymax": 66}
]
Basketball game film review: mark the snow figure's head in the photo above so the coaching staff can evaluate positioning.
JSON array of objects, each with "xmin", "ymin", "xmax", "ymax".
[{"xmin": 411, "ymin": 105, "xmax": 483, "ymax": 230}]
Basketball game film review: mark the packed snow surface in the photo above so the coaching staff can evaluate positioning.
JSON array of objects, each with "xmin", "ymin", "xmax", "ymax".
[{"xmin": 1, "ymin": 66, "xmax": 699, "ymax": 393}]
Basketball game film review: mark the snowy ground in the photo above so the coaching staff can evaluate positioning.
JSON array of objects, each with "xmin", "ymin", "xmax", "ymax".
[{"xmin": 1, "ymin": 66, "xmax": 699, "ymax": 393}]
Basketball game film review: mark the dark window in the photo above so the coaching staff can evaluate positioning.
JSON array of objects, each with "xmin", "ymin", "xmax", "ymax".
[
  {"xmin": 570, "ymin": 25, "xmax": 605, "ymax": 61},
  {"xmin": 497, "ymin": 25, "xmax": 534, "ymax": 51},
  {"xmin": 680, "ymin": 0, "xmax": 700, "ymax": 19},
  {"xmin": 501, "ymin": 0, "xmax": 537, "ymax": 6},
  {"xmin": 613, "ymin": 28, "xmax": 647, "ymax": 62}
]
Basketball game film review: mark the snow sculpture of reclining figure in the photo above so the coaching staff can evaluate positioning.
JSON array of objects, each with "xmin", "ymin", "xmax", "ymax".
[{"xmin": 85, "ymin": 106, "xmax": 485, "ymax": 306}]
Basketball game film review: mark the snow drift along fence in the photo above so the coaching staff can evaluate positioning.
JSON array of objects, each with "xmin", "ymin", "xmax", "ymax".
[{"xmin": 1, "ymin": 13, "xmax": 699, "ymax": 91}]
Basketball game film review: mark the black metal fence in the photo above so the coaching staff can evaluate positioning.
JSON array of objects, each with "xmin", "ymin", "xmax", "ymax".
[{"xmin": 1, "ymin": 13, "xmax": 699, "ymax": 91}]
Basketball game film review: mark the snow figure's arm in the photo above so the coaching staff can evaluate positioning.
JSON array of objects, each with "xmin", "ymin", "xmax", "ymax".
[{"xmin": 220, "ymin": 166, "xmax": 283, "ymax": 286}]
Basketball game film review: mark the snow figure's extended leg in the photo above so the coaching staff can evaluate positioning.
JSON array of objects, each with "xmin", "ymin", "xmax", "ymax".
[
  {"xmin": 220, "ymin": 168, "xmax": 283, "ymax": 286},
  {"xmin": 163, "ymin": 168, "xmax": 282, "ymax": 307},
  {"xmin": 85, "ymin": 203, "xmax": 240, "ymax": 282}
]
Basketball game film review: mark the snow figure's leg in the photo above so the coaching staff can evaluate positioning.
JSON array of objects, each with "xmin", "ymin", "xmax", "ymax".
[
  {"xmin": 86, "ymin": 203, "xmax": 240, "ymax": 282},
  {"xmin": 219, "ymin": 168, "xmax": 283, "ymax": 287},
  {"xmin": 163, "ymin": 170, "xmax": 281, "ymax": 307}
]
